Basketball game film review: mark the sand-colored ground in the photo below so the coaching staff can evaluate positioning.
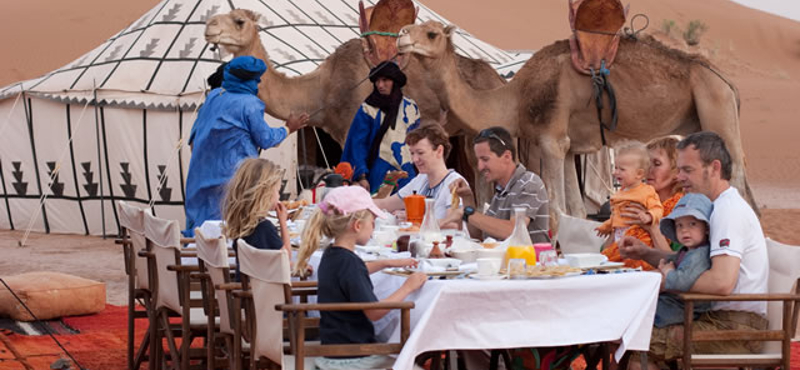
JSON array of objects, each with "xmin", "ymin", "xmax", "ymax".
[{"xmin": 0, "ymin": 0, "xmax": 798, "ymax": 306}]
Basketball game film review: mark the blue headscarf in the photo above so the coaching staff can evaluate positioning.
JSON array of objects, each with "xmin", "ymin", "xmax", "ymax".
[{"xmin": 222, "ymin": 56, "xmax": 267, "ymax": 95}]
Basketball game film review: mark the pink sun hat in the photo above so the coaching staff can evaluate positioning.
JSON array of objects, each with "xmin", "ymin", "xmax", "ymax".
[{"xmin": 318, "ymin": 186, "xmax": 388, "ymax": 219}]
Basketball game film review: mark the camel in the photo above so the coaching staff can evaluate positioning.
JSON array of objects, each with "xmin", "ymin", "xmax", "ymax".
[
  {"xmin": 204, "ymin": 8, "xmax": 506, "ymax": 146},
  {"xmin": 398, "ymin": 21, "xmax": 758, "ymax": 227}
]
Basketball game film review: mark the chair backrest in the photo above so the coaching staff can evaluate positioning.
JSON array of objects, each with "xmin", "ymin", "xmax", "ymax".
[
  {"xmin": 144, "ymin": 212, "xmax": 183, "ymax": 313},
  {"xmin": 118, "ymin": 201, "xmax": 150, "ymax": 290},
  {"xmin": 556, "ymin": 212, "xmax": 606, "ymax": 254},
  {"xmin": 763, "ymin": 237, "xmax": 800, "ymax": 353},
  {"xmin": 195, "ymin": 228, "xmax": 234, "ymax": 335},
  {"xmin": 237, "ymin": 239, "xmax": 291, "ymax": 366}
]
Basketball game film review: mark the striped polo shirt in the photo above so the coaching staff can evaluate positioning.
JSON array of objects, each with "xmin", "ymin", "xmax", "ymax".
[{"xmin": 485, "ymin": 164, "xmax": 550, "ymax": 243}]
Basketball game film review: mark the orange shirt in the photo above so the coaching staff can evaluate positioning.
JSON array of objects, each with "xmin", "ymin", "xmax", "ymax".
[{"xmin": 597, "ymin": 183, "xmax": 663, "ymax": 234}]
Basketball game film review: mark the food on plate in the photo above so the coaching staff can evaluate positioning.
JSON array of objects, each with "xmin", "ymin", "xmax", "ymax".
[
  {"xmin": 281, "ymin": 199, "xmax": 309, "ymax": 210},
  {"xmin": 526, "ymin": 265, "xmax": 581, "ymax": 277},
  {"xmin": 481, "ymin": 241, "xmax": 498, "ymax": 249},
  {"xmin": 399, "ymin": 224, "xmax": 420, "ymax": 232}
]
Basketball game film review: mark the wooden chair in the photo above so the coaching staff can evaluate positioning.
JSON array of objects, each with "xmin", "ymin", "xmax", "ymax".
[
  {"xmin": 143, "ymin": 212, "xmax": 214, "ymax": 370},
  {"xmin": 194, "ymin": 229, "xmax": 239, "ymax": 370},
  {"xmin": 679, "ymin": 237, "xmax": 800, "ymax": 370},
  {"xmin": 117, "ymin": 201, "xmax": 153, "ymax": 370}
]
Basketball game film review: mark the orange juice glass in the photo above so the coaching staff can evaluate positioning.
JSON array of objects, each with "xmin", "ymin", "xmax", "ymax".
[{"xmin": 506, "ymin": 245, "xmax": 537, "ymax": 266}]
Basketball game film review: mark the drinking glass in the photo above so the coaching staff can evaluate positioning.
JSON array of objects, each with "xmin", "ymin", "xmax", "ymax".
[
  {"xmin": 539, "ymin": 250, "xmax": 558, "ymax": 267},
  {"xmin": 508, "ymin": 258, "xmax": 527, "ymax": 278}
]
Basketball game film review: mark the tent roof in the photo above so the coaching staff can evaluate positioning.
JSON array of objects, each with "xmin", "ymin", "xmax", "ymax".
[{"xmin": 0, "ymin": 0, "xmax": 532, "ymax": 109}]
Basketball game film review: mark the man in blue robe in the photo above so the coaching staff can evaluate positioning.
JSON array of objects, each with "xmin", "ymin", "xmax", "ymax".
[
  {"xmin": 340, "ymin": 61, "xmax": 420, "ymax": 194},
  {"xmin": 183, "ymin": 56, "xmax": 308, "ymax": 236}
]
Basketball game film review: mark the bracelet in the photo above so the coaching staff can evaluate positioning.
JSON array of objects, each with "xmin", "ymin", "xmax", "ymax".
[{"xmin": 383, "ymin": 180, "xmax": 396, "ymax": 186}]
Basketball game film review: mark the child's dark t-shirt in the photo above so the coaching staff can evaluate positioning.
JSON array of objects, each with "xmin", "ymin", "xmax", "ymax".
[{"xmin": 318, "ymin": 246, "xmax": 379, "ymax": 346}]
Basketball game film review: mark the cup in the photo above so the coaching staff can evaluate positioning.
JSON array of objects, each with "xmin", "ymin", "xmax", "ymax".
[
  {"xmin": 508, "ymin": 258, "xmax": 527, "ymax": 278},
  {"xmin": 477, "ymin": 258, "xmax": 501, "ymax": 276},
  {"xmin": 396, "ymin": 235, "xmax": 411, "ymax": 252},
  {"xmin": 538, "ymin": 250, "xmax": 558, "ymax": 267}
]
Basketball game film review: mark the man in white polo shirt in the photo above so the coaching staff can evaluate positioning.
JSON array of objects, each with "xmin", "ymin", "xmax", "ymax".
[{"xmin": 620, "ymin": 131, "xmax": 768, "ymax": 367}]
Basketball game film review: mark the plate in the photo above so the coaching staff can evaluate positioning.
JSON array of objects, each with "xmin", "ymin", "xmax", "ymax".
[
  {"xmin": 580, "ymin": 261, "xmax": 625, "ymax": 270},
  {"xmin": 405, "ymin": 267, "xmax": 463, "ymax": 276},
  {"xmin": 382, "ymin": 268, "xmax": 462, "ymax": 277},
  {"xmin": 526, "ymin": 271, "xmax": 583, "ymax": 279},
  {"xmin": 468, "ymin": 274, "xmax": 507, "ymax": 280}
]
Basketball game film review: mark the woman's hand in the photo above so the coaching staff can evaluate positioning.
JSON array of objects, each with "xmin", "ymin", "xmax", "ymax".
[
  {"xmin": 441, "ymin": 207, "xmax": 464, "ymax": 228},
  {"xmin": 448, "ymin": 179, "xmax": 474, "ymax": 206},
  {"xmin": 621, "ymin": 203, "xmax": 653, "ymax": 227}
]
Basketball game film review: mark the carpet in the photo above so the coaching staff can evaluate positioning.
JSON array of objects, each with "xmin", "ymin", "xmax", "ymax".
[{"xmin": 0, "ymin": 305, "xmax": 798, "ymax": 370}]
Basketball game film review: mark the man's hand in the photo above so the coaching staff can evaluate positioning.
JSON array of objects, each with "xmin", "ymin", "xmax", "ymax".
[
  {"xmin": 358, "ymin": 178, "xmax": 370, "ymax": 191},
  {"xmin": 441, "ymin": 207, "xmax": 464, "ymax": 228},
  {"xmin": 618, "ymin": 236, "xmax": 649, "ymax": 260},
  {"xmin": 448, "ymin": 179, "xmax": 474, "ymax": 206},
  {"xmin": 286, "ymin": 111, "xmax": 310, "ymax": 134}
]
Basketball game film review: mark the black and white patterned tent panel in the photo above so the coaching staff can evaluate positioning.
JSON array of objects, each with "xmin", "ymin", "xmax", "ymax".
[{"xmin": 0, "ymin": 0, "xmax": 531, "ymax": 236}]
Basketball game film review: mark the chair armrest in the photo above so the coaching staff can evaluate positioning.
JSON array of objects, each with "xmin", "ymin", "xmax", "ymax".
[
  {"xmin": 167, "ymin": 265, "xmax": 201, "ymax": 272},
  {"xmin": 291, "ymin": 281, "xmax": 318, "ymax": 288},
  {"xmin": 678, "ymin": 292, "xmax": 800, "ymax": 302},
  {"xmin": 138, "ymin": 250, "xmax": 154, "ymax": 258},
  {"xmin": 216, "ymin": 282, "xmax": 242, "ymax": 291},
  {"xmin": 277, "ymin": 301, "xmax": 414, "ymax": 312},
  {"xmin": 233, "ymin": 290, "xmax": 252, "ymax": 299},
  {"xmin": 180, "ymin": 252, "xmax": 198, "ymax": 257}
]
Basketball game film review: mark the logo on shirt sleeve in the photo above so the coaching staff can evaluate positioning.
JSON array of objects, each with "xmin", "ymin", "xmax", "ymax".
[{"xmin": 719, "ymin": 239, "xmax": 730, "ymax": 248}]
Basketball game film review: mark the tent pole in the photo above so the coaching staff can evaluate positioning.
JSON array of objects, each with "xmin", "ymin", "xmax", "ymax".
[{"xmin": 93, "ymin": 80, "xmax": 105, "ymax": 238}]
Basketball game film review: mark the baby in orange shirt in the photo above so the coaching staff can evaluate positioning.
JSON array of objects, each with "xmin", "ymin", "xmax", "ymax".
[{"xmin": 596, "ymin": 141, "xmax": 664, "ymax": 242}]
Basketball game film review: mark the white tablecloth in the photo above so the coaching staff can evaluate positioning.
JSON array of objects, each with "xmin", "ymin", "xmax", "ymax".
[{"xmin": 305, "ymin": 252, "xmax": 661, "ymax": 370}]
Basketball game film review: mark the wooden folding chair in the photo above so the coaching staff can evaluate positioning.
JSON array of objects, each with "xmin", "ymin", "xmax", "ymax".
[
  {"xmin": 117, "ymin": 201, "xmax": 153, "ymax": 370},
  {"xmin": 194, "ymin": 229, "xmax": 240, "ymax": 370},
  {"xmin": 143, "ymin": 212, "xmax": 213, "ymax": 370},
  {"xmin": 679, "ymin": 237, "xmax": 800, "ymax": 370}
]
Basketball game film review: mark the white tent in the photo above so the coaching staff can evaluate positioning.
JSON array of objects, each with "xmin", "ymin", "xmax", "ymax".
[{"xmin": 0, "ymin": 0, "xmax": 532, "ymax": 236}]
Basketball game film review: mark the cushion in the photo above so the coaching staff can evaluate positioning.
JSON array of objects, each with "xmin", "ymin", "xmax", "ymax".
[{"xmin": 0, "ymin": 272, "xmax": 106, "ymax": 321}]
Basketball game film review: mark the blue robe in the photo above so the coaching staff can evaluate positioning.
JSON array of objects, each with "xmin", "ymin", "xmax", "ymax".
[
  {"xmin": 183, "ymin": 88, "xmax": 286, "ymax": 236},
  {"xmin": 340, "ymin": 97, "xmax": 420, "ymax": 193}
]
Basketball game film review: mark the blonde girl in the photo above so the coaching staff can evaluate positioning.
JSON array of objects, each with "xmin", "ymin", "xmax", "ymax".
[
  {"xmin": 294, "ymin": 186, "xmax": 425, "ymax": 370},
  {"xmin": 222, "ymin": 158, "xmax": 289, "ymax": 277}
]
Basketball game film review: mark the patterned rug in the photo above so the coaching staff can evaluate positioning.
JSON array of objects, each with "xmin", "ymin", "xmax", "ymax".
[{"xmin": 1, "ymin": 305, "xmax": 798, "ymax": 370}]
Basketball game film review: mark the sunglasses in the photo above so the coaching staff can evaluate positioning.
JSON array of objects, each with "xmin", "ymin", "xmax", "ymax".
[{"xmin": 477, "ymin": 129, "xmax": 508, "ymax": 147}]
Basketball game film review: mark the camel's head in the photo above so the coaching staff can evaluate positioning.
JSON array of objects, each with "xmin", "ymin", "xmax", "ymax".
[
  {"xmin": 397, "ymin": 21, "xmax": 455, "ymax": 65},
  {"xmin": 205, "ymin": 9, "xmax": 269, "ymax": 56},
  {"xmin": 359, "ymin": 0, "xmax": 418, "ymax": 68}
]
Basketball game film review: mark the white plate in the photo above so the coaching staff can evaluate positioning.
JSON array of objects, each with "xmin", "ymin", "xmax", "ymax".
[
  {"xmin": 580, "ymin": 261, "xmax": 625, "ymax": 270},
  {"xmin": 468, "ymin": 274, "xmax": 508, "ymax": 280},
  {"xmin": 526, "ymin": 271, "xmax": 583, "ymax": 279}
]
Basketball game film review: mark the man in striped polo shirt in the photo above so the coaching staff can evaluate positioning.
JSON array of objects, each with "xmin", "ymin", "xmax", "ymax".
[{"xmin": 444, "ymin": 126, "xmax": 550, "ymax": 243}]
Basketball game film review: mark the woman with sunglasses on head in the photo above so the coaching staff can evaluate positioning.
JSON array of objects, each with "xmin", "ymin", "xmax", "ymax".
[
  {"xmin": 441, "ymin": 126, "xmax": 550, "ymax": 243},
  {"xmin": 373, "ymin": 121, "xmax": 468, "ymax": 229}
]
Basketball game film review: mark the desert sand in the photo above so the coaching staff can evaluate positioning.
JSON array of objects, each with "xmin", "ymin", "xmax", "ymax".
[{"xmin": 1, "ymin": 0, "xmax": 799, "ymax": 305}]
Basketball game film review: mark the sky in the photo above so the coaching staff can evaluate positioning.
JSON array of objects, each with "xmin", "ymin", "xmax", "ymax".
[{"xmin": 730, "ymin": 0, "xmax": 800, "ymax": 22}]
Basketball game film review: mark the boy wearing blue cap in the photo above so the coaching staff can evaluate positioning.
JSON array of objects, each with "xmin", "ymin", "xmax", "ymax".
[{"xmin": 654, "ymin": 193, "xmax": 714, "ymax": 327}]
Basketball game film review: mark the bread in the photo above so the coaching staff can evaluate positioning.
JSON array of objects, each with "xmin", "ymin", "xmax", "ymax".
[
  {"xmin": 450, "ymin": 185, "xmax": 460, "ymax": 209},
  {"xmin": 281, "ymin": 199, "xmax": 309, "ymax": 210}
]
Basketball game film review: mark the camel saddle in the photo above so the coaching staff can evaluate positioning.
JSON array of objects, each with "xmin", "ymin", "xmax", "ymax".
[
  {"xmin": 359, "ymin": 0, "xmax": 417, "ymax": 67},
  {"xmin": 569, "ymin": 0, "xmax": 628, "ymax": 75}
]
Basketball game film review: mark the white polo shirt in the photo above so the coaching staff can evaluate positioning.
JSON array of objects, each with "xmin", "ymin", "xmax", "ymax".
[
  {"xmin": 397, "ymin": 170, "xmax": 466, "ymax": 220},
  {"xmin": 709, "ymin": 187, "xmax": 768, "ymax": 316}
]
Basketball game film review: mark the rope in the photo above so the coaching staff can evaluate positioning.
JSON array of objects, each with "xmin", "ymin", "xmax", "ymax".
[
  {"xmin": 590, "ymin": 62, "xmax": 618, "ymax": 147},
  {"xmin": 360, "ymin": 31, "xmax": 399, "ymax": 38},
  {"xmin": 0, "ymin": 278, "xmax": 87, "ymax": 370},
  {"xmin": 311, "ymin": 126, "xmax": 331, "ymax": 169},
  {"xmin": 623, "ymin": 14, "xmax": 650, "ymax": 40},
  {"xmin": 18, "ymin": 96, "xmax": 93, "ymax": 247}
]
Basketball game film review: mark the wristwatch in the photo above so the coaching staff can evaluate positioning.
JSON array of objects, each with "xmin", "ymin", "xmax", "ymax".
[{"xmin": 462, "ymin": 206, "xmax": 475, "ymax": 223}]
